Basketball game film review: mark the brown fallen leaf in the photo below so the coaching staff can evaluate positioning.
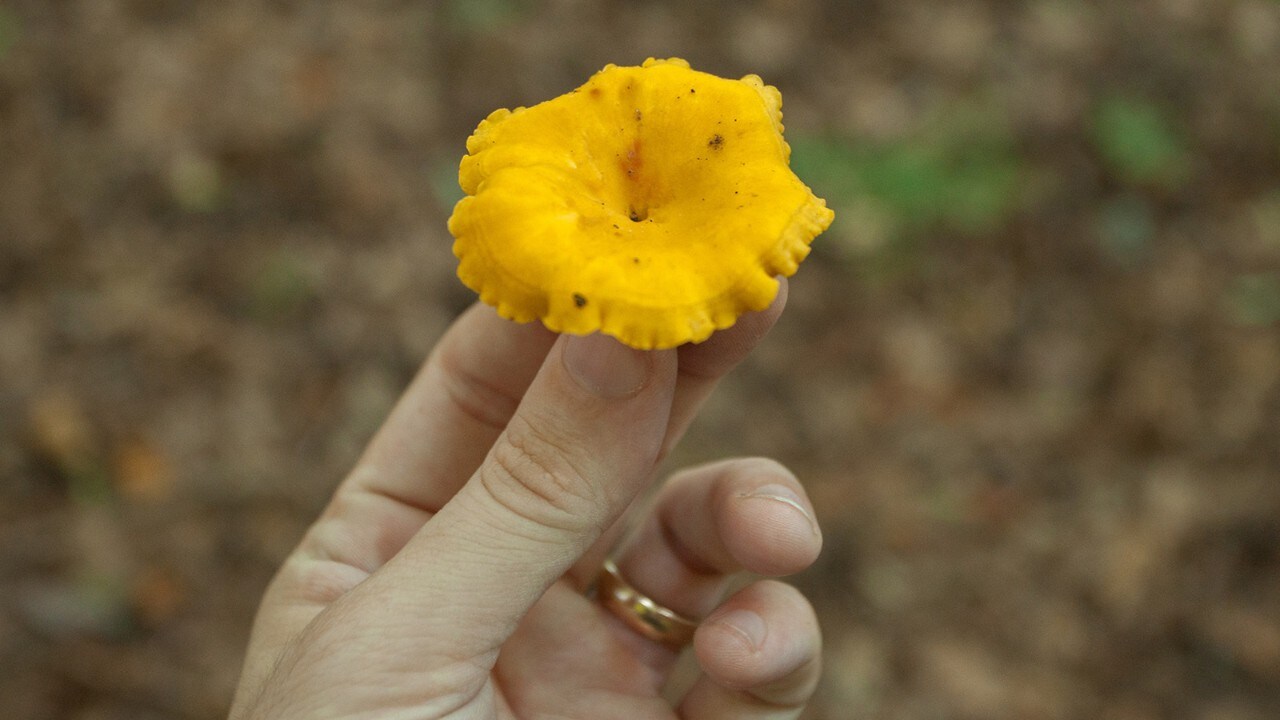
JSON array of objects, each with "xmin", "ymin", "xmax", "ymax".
[
  {"xmin": 132, "ymin": 565, "xmax": 186, "ymax": 628},
  {"xmin": 112, "ymin": 436, "xmax": 175, "ymax": 502}
]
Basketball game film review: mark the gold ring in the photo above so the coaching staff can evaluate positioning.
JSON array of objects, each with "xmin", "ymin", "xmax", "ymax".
[{"xmin": 594, "ymin": 559, "xmax": 699, "ymax": 648}]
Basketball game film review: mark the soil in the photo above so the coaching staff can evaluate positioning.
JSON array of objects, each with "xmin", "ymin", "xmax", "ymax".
[{"xmin": 2, "ymin": 2, "xmax": 1279, "ymax": 719}]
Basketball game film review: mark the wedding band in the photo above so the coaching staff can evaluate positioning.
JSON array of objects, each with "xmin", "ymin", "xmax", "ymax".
[{"xmin": 594, "ymin": 559, "xmax": 699, "ymax": 648}]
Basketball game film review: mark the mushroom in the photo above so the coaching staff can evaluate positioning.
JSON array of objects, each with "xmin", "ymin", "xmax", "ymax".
[{"xmin": 448, "ymin": 58, "xmax": 833, "ymax": 350}]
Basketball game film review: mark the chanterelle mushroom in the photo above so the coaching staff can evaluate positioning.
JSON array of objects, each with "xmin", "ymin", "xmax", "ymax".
[{"xmin": 448, "ymin": 58, "xmax": 833, "ymax": 350}]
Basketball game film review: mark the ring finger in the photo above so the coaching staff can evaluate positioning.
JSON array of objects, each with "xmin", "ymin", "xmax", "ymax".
[{"xmin": 586, "ymin": 457, "xmax": 822, "ymax": 658}]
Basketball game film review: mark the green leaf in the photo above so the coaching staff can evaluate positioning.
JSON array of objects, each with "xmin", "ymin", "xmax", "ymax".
[
  {"xmin": 247, "ymin": 250, "xmax": 315, "ymax": 322},
  {"xmin": 1091, "ymin": 96, "xmax": 1191, "ymax": 187},
  {"xmin": 1224, "ymin": 272, "xmax": 1280, "ymax": 326},
  {"xmin": 444, "ymin": 0, "xmax": 525, "ymax": 33},
  {"xmin": 0, "ymin": 7, "xmax": 19, "ymax": 61},
  {"xmin": 789, "ymin": 104, "xmax": 1024, "ymax": 253}
]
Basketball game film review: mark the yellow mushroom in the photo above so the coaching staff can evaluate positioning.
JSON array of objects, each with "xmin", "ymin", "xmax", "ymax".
[{"xmin": 448, "ymin": 57, "xmax": 834, "ymax": 350}]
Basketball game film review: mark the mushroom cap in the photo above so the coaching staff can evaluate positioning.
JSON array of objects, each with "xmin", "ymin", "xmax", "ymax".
[{"xmin": 448, "ymin": 57, "xmax": 834, "ymax": 350}]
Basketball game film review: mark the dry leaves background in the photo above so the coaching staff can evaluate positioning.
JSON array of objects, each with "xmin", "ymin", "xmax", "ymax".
[{"xmin": 2, "ymin": 1, "xmax": 1279, "ymax": 719}]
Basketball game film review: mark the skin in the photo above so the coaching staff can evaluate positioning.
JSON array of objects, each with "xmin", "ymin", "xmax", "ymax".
[{"xmin": 231, "ymin": 279, "xmax": 824, "ymax": 719}]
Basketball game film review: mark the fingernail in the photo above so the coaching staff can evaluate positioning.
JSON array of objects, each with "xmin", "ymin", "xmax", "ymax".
[
  {"xmin": 739, "ymin": 483, "xmax": 820, "ymax": 536},
  {"xmin": 710, "ymin": 608, "xmax": 766, "ymax": 651},
  {"xmin": 562, "ymin": 333, "xmax": 651, "ymax": 398}
]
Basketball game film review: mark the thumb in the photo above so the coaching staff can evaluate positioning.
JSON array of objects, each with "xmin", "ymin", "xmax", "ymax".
[{"xmin": 351, "ymin": 332, "xmax": 676, "ymax": 663}]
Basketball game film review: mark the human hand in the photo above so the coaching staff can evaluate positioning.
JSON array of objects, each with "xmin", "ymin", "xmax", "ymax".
[{"xmin": 230, "ymin": 281, "xmax": 823, "ymax": 719}]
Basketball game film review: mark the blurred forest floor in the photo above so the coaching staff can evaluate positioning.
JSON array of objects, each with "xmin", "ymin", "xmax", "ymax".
[{"xmin": 2, "ymin": 1, "xmax": 1280, "ymax": 719}]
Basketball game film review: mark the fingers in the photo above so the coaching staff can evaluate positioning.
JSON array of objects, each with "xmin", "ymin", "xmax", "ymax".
[
  {"xmin": 236, "ymin": 287, "xmax": 793, "ymax": 712},
  {"xmin": 354, "ymin": 278, "xmax": 786, "ymax": 514},
  {"xmin": 230, "ymin": 306, "xmax": 556, "ymax": 696},
  {"xmin": 666, "ymin": 279, "xmax": 788, "ymax": 456},
  {"xmin": 678, "ymin": 581, "xmax": 822, "ymax": 720},
  {"xmin": 241, "ymin": 292, "xmax": 789, "ymax": 700},
  {"xmin": 572, "ymin": 282, "xmax": 789, "ymax": 579},
  {"xmin": 332, "ymin": 280, "xmax": 787, "ymax": 568},
  {"xmin": 339, "ymin": 334, "xmax": 679, "ymax": 666},
  {"xmin": 348, "ymin": 303, "xmax": 557, "ymax": 518},
  {"xmin": 584, "ymin": 458, "xmax": 821, "ymax": 616}
]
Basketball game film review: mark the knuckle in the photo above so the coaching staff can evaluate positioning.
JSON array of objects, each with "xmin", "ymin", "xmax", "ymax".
[
  {"xmin": 478, "ymin": 416, "xmax": 601, "ymax": 533},
  {"xmin": 433, "ymin": 348, "xmax": 522, "ymax": 433}
]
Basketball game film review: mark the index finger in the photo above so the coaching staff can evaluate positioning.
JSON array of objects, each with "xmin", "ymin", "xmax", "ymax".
[{"xmin": 353, "ymin": 303, "xmax": 557, "ymax": 516}]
